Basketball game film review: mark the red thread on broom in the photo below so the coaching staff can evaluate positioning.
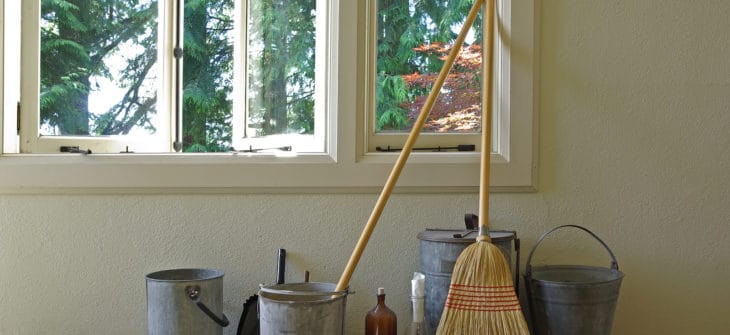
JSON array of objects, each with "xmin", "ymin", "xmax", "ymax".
[
  {"xmin": 446, "ymin": 293, "xmax": 519, "ymax": 304},
  {"xmin": 443, "ymin": 304, "xmax": 523, "ymax": 312},
  {"xmin": 448, "ymin": 283, "xmax": 515, "ymax": 291},
  {"xmin": 445, "ymin": 283, "xmax": 522, "ymax": 312}
]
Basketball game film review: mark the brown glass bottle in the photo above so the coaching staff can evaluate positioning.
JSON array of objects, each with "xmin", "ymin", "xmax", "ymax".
[{"xmin": 365, "ymin": 287, "xmax": 397, "ymax": 335}]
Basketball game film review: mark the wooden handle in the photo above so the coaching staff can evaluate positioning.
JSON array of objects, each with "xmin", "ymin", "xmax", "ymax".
[
  {"xmin": 477, "ymin": 0, "xmax": 495, "ymax": 242},
  {"xmin": 336, "ymin": 0, "xmax": 486, "ymax": 292}
]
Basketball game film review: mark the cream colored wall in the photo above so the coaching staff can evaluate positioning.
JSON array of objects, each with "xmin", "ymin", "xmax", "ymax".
[{"xmin": 1, "ymin": 0, "xmax": 729, "ymax": 334}]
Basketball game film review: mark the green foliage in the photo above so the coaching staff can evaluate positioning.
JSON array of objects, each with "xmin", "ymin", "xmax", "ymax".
[
  {"xmin": 40, "ymin": 0, "xmax": 157, "ymax": 135},
  {"xmin": 376, "ymin": 0, "xmax": 484, "ymax": 130},
  {"xmin": 181, "ymin": 0, "xmax": 233, "ymax": 152},
  {"xmin": 40, "ymin": 0, "xmax": 319, "ymax": 150},
  {"xmin": 376, "ymin": 74, "xmax": 409, "ymax": 130},
  {"xmin": 247, "ymin": 0, "xmax": 316, "ymax": 137}
]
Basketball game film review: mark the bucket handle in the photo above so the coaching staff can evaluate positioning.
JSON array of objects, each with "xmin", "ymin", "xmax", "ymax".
[
  {"xmin": 525, "ymin": 225, "xmax": 619, "ymax": 278},
  {"xmin": 186, "ymin": 285, "xmax": 230, "ymax": 327}
]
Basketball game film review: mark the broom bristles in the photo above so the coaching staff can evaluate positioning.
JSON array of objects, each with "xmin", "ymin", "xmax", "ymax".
[{"xmin": 436, "ymin": 241, "xmax": 530, "ymax": 334}]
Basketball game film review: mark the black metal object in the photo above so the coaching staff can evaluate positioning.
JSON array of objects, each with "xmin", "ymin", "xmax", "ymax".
[
  {"xmin": 186, "ymin": 285, "xmax": 230, "ymax": 327},
  {"xmin": 276, "ymin": 249, "xmax": 286, "ymax": 285},
  {"xmin": 236, "ymin": 295, "xmax": 259, "ymax": 335},
  {"xmin": 375, "ymin": 144, "xmax": 475, "ymax": 152},
  {"xmin": 230, "ymin": 146, "xmax": 292, "ymax": 153},
  {"xmin": 60, "ymin": 146, "xmax": 92, "ymax": 154}
]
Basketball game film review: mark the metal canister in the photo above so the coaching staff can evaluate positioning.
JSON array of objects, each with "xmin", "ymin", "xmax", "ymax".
[
  {"xmin": 417, "ymin": 229, "xmax": 519, "ymax": 334},
  {"xmin": 146, "ymin": 268, "xmax": 229, "ymax": 335},
  {"xmin": 258, "ymin": 282, "xmax": 348, "ymax": 335}
]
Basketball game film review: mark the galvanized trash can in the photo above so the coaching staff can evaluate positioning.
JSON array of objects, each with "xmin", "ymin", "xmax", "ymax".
[
  {"xmin": 258, "ymin": 282, "xmax": 348, "ymax": 335},
  {"xmin": 418, "ymin": 229, "xmax": 520, "ymax": 334},
  {"xmin": 146, "ymin": 268, "xmax": 230, "ymax": 335},
  {"xmin": 524, "ymin": 225, "xmax": 624, "ymax": 335}
]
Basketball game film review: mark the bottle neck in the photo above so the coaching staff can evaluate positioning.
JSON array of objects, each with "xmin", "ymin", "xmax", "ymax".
[
  {"xmin": 410, "ymin": 296, "xmax": 425, "ymax": 321},
  {"xmin": 375, "ymin": 294, "xmax": 388, "ymax": 308}
]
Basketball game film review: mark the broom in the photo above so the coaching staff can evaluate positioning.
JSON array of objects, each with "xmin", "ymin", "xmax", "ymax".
[
  {"xmin": 336, "ymin": 0, "xmax": 486, "ymax": 293},
  {"xmin": 435, "ymin": 0, "xmax": 531, "ymax": 333}
]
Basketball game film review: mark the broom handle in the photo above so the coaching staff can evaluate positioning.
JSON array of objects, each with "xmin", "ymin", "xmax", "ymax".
[
  {"xmin": 336, "ymin": 0, "xmax": 485, "ymax": 292},
  {"xmin": 477, "ymin": 0, "xmax": 495, "ymax": 242}
]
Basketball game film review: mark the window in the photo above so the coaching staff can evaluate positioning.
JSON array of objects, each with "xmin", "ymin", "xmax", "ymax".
[
  {"xmin": 10, "ymin": 0, "xmax": 327, "ymax": 154},
  {"xmin": 357, "ymin": 0, "xmax": 538, "ymax": 191},
  {"xmin": 368, "ymin": 0, "xmax": 485, "ymax": 152},
  {"xmin": 0, "ymin": 0, "xmax": 536, "ymax": 192}
]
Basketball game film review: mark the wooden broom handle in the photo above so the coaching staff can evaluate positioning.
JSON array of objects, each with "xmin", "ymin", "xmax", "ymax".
[
  {"xmin": 336, "ymin": 0, "xmax": 486, "ymax": 292},
  {"xmin": 477, "ymin": 0, "xmax": 496, "ymax": 242}
]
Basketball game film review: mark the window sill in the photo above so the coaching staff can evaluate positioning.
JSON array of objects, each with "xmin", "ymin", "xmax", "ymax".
[{"xmin": 0, "ymin": 152, "xmax": 535, "ymax": 194}]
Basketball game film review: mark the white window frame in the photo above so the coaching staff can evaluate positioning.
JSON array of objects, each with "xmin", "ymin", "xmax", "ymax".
[
  {"xmin": 356, "ymin": 0, "xmax": 538, "ymax": 191},
  {"xmin": 364, "ymin": 0, "xmax": 485, "ymax": 153},
  {"xmin": 0, "ymin": 0, "xmax": 537, "ymax": 193},
  {"xmin": 18, "ymin": 0, "xmax": 174, "ymax": 154},
  {"xmin": 232, "ymin": 0, "xmax": 328, "ymax": 153}
]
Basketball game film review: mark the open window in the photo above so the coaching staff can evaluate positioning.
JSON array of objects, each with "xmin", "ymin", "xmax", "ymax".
[
  {"xmin": 0, "ymin": 0, "xmax": 536, "ymax": 192},
  {"xmin": 11, "ymin": 0, "xmax": 329, "ymax": 154},
  {"xmin": 358, "ymin": 0, "xmax": 538, "ymax": 191}
]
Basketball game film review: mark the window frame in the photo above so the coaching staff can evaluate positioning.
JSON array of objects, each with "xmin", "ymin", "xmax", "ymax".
[
  {"xmin": 232, "ymin": 0, "xmax": 329, "ymax": 154},
  {"xmin": 364, "ymin": 0, "xmax": 486, "ymax": 152},
  {"xmin": 19, "ymin": 0, "xmax": 174, "ymax": 154},
  {"xmin": 356, "ymin": 0, "xmax": 538, "ymax": 190},
  {"xmin": 0, "ymin": 0, "xmax": 537, "ymax": 193}
]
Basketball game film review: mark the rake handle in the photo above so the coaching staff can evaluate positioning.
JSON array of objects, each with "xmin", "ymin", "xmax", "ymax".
[{"xmin": 336, "ymin": 0, "xmax": 486, "ymax": 292}]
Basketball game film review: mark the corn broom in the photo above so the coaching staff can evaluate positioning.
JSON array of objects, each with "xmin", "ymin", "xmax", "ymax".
[
  {"xmin": 435, "ymin": 0, "xmax": 531, "ymax": 333},
  {"xmin": 336, "ymin": 0, "xmax": 486, "ymax": 293}
]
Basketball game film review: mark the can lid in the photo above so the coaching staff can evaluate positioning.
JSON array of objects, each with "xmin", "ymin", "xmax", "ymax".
[{"xmin": 417, "ymin": 229, "xmax": 515, "ymax": 243}]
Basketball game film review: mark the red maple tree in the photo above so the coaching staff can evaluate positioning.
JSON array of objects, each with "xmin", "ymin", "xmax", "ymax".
[{"xmin": 401, "ymin": 43, "xmax": 483, "ymax": 133}]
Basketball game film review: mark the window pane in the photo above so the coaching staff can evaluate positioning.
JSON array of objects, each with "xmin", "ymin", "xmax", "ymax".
[
  {"xmin": 40, "ymin": 0, "xmax": 158, "ymax": 137},
  {"xmin": 182, "ymin": 0, "xmax": 234, "ymax": 152},
  {"xmin": 376, "ymin": 0, "xmax": 482, "ymax": 134},
  {"xmin": 246, "ymin": 0, "xmax": 317, "ymax": 139}
]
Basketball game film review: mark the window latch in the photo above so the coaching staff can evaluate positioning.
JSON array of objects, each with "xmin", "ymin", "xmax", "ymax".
[
  {"xmin": 60, "ymin": 146, "xmax": 92, "ymax": 155},
  {"xmin": 229, "ymin": 146, "xmax": 292, "ymax": 153},
  {"xmin": 375, "ymin": 144, "xmax": 475, "ymax": 152}
]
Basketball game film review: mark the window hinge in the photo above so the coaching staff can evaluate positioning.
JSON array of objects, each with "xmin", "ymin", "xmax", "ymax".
[
  {"xmin": 60, "ymin": 146, "xmax": 92, "ymax": 154},
  {"xmin": 375, "ymin": 144, "xmax": 476, "ymax": 152},
  {"xmin": 16, "ymin": 101, "xmax": 21, "ymax": 133}
]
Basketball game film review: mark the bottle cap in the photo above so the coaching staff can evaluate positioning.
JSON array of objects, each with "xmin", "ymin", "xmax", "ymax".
[
  {"xmin": 377, "ymin": 287, "xmax": 385, "ymax": 295},
  {"xmin": 411, "ymin": 272, "xmax": 425, "ymax": 297}
]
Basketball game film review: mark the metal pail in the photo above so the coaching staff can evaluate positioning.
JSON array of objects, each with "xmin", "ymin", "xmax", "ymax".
[
  {"xmin": 524, "ymin": 225, "xmax": 624, "ymax": 335},
  {"xmin": 258, "ymin": 282, "xmax": 348, "ymax": 335},
  {"xmin": 146, "ymin": 268, "xmax": 230, "ymax": 335},
  {"xmin": 417, "ymin": 229, "xmax": 519, "ymax": 334}
]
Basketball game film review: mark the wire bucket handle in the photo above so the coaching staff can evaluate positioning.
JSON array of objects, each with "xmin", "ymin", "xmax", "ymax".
[
  {"xmin": 525, "ymin": 225, "xmax": 619, "ymax": 277},
  {"xmin": 186, "ymin": 285, "xmax": 230, "ymax": 327}
]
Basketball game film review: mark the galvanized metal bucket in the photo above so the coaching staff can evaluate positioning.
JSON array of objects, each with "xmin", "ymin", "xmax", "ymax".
[
  {"xmin": 258, "ymin": 282, "xmax": 348, "ymax": 335},
  {"xmin": 146, "ymin": 268, "xmax": 229, "ymax": 335},
  {"xmin": 524, "ymin": 225, "xmax": 624, "ymax": 335},
  {"xmin": 417, "ymin": 229, "xmax": 519, "ymax": 334}
]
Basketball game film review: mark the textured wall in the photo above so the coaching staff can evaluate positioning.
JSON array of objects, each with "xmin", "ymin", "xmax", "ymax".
[{"xmin": 1, "ymin": 0, "xmax": 730, "ymax": 334}]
